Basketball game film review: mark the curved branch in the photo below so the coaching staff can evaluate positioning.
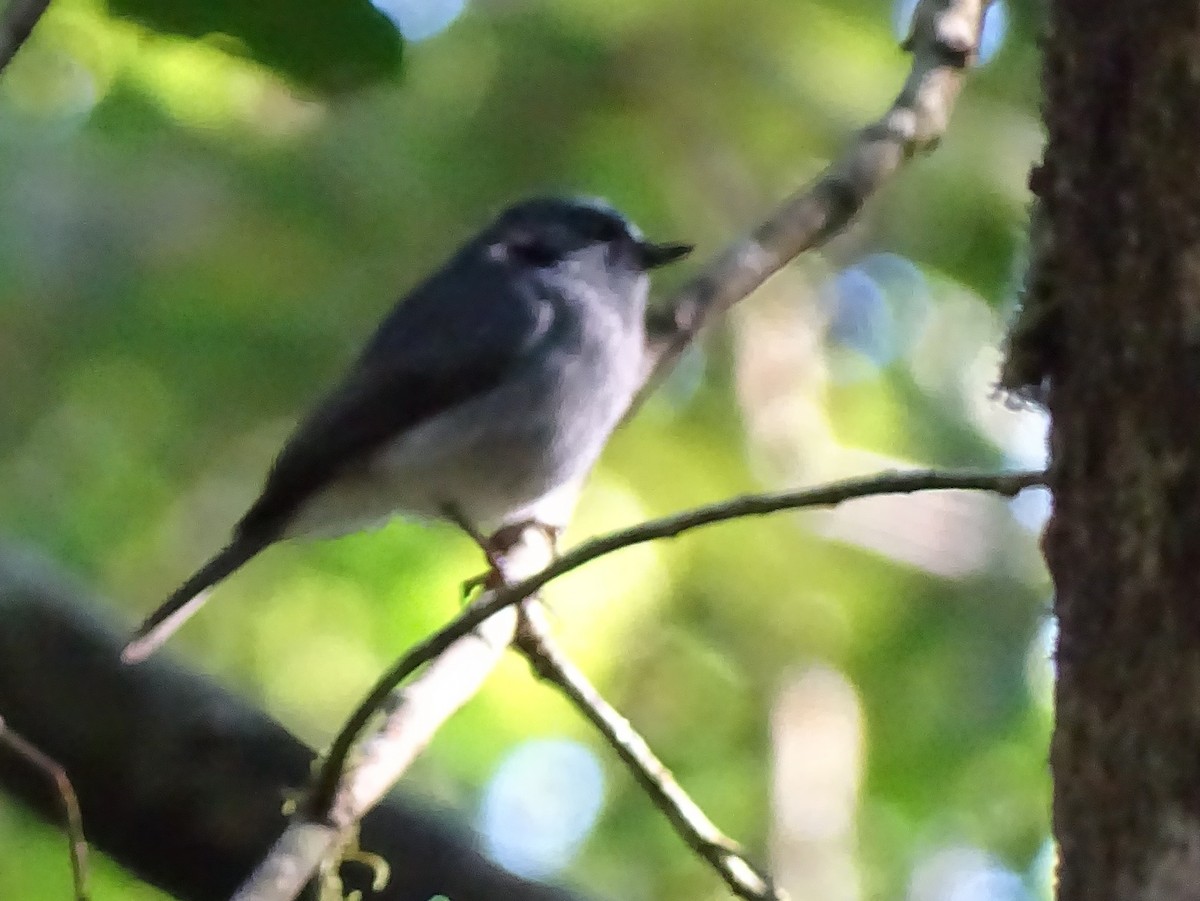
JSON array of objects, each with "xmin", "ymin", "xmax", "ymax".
[
  {"xmin": 320, "ymin": 465, "xmax": 1044, "ymax": 796},
  {"xmin": 0, "ymin": 715, "xmax": 89, "ymax": 901},
  {"xmin": 251, "ymin": 467, "xmax": 1042, "ymax": 901}
]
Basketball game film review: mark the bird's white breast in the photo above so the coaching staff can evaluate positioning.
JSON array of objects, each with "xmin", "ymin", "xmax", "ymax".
[{"xmin": 286, "ymin": 283, "xmax": 645, "ymax": 540}]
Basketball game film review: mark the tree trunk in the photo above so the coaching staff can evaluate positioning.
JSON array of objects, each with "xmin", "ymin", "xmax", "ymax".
[{"xmin": 1039, "ymin": 2, "xmax": 1200, "ymax": 898}]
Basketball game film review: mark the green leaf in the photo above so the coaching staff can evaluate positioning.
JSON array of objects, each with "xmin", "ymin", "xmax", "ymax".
[{"xmin": 102, "ymin": 0, "xmax": 403, "ymax": 91}]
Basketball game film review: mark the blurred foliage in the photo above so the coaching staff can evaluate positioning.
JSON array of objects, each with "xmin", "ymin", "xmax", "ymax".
[
  {"xmin": 103, "ymin": 0, "xmax": 403, "ymax": 92},
  {"xmin": 0, "ymin": 0, "xmax": 1051, "ymax": 899}
]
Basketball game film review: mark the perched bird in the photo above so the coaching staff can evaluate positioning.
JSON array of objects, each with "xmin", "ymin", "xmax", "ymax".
[{"xmin": 121, "ymin": 197, "xmax": 691, "ymax": 663}]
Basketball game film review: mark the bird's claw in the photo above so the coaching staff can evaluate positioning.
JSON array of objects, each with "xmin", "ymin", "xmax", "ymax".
[
  {"xmin": 460, "ymin": 567, "xmax": 504, "ymax": 600},
  {"xmin": 447, "ymin": 513, "xmax": 562, "ymax": 601}
]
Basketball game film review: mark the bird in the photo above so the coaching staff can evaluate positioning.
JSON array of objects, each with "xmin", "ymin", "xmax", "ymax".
[{"xmin": 121, "ymin": 196, "xmax": 692, "ymax": 664}]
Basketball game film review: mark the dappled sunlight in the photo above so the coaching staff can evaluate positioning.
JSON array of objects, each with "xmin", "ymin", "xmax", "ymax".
[
  {"xmin": 771, "ymin": 665, "xmax": 864, "ymax": 901},
  {"xmin": 259, "ymin": 620, "xmax": 385, "ymax": 737},
  {"xmin": 1, "ymin": 42, "xmax": 98, "ymax": 129},
  {"xmin": 731, "ymin": 254, "xmax": 1043, "ymax": 581},
  {"xmin": 550, "ymin": 471, "xmax": 672, "ymax": 672},
  {"xmin": 909, "ymin": 287, "xmax": 1001, "ymax": 405},
  {"xmin": 128, "ymin": 40, "xmax": 295, "ymax": 133},
  {"xmin": 808, "ymin": 466, "xmax": 1015, "ymax": 579},
  {"xmin": 732, "ymin": 262, "xmax": 836, "ymax": 485}
]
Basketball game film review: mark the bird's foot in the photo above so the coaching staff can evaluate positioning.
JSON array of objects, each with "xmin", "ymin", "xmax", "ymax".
[
  {"xmin": 460, "ymin": 568, "xmax": 501, "ymax": 599},
  {"xmin": 487, "ymin": 520, "xmax": 563, "ymax": 558},
  {"xmin": 447, "ymin": 511, "xmax": 561, "ymax": 599},
  {"xmin": 441, "ymin": 505, "xmax": 505, "ymax": 599}
]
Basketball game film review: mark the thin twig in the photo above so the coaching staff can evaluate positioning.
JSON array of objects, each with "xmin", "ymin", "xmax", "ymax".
[
  {"xmin": 0, "ymin": 0, "xmax": 51, "ymax": 74},
  {"xmin": 515, "ymin": 601, "xmax": 783, "ymax": 901},
  {"xmin": 638, "ymin": 0, "xmax": 992, "ymax": 401},
  {"xmin": 310, "ymin": 468, "xmax": 1042, "ymax": 826},
  {"xmin": 0, "ymin": 714, "xmax": 89, "ymax": 901}
]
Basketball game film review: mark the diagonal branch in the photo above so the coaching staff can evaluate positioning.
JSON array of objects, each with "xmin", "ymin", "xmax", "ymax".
[
  {"xmin": 231, "ymin": 530, "xmax": 555, "ymax": 901},
  {"xmin": 0, "ymin": 714, "xmax": 89, "ymax": 901},
  {"xmin": 515, "ymin": 602, "xmax": 780, "ymax": 901},
  {"xmin": 0, "ymin": 0, "xmax": 51, "ymax": 74},
  {"xmin": 229, "ymin": 602, "xmax": 519, "ymax": 901},
  {"xmin": 639, "ymin": 0, "xmax": 992, "ymax": 398}
]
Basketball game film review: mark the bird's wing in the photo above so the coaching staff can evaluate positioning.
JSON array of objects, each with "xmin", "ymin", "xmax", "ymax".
[{"xmin": 236, "ymin": 257, "xmax": 553, "ymax": 539}]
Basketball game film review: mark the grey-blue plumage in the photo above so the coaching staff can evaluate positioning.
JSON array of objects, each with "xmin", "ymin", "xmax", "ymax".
[{"xmin": 122, "ymin": 197, "xmax": 691, "ymax": 663}]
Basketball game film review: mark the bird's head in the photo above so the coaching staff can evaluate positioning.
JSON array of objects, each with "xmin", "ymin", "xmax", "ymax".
[{"xmin": 484, "ymin": 197, "xmax": 692, "ymax": 293}]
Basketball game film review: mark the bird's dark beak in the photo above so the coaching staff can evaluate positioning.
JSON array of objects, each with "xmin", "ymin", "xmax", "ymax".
[{"xmin": 636, "ymin": 240, "xmax": 693, "ymax": 270}]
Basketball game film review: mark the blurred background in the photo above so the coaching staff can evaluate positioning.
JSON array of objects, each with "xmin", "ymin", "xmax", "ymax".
[{"xmin": 0, "ymin": 0, "xmax": 1052, "ymax": 898}]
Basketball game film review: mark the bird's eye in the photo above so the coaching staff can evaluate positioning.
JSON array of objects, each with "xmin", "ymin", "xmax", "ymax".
[
  {"xmin": 593, "ymin": 219, "xmax": 625, "ymax": 243},
  {"xmin": 507, "ymin": 235, "xmax": 559, "ymax": 267}
]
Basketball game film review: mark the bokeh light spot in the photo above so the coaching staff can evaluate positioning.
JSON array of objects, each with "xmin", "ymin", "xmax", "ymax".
[
  {"xmin": 1009, "ymin": 486, "xmax": 1051, "ymax": 533},
  {"xmin": 1003, "ymin": 407, "xmax": 1049, "ymax": 471},
  {"xmin": 371, "ymin": 0, "xmax": 468, "ymax": 41},
  {"xmin": 478, "ymin": 739, "xmax": 605, "ymax": 879},
  {"xmin": 1003, "ymin": 407, "xmax": 1050, "ymax": 531},
  {"xmin": 825, "ymin": 266, "xmax": 893, "ymax": 381},
  {"xmin": 1027, "ymin": 840, "xmax": 1057, "ymax": 900},
  {"xmin": 908, "ymin": 846, "xmax": 1032, "ymax": 901},
  {"xmin": 892, "ymin": 0, "xmax": 1007, "ymax": 64},
  {"xmin": 1024, "ymin": 614, "xmax": 1057, "ymax": 712},
  {"xmin": 979, "ymin": 2, "xmax": 1008, "ymax": 63},
  {"xmin": 825, "ymin": 253, "xmax": 932, "ymax": 382},
  {"xmin": 828, "ymin": 267, "xmax": 891, "ymax": 357},
  {"xmin": 860, "ymin": 251, "xmax": 931, "ymax": 351}
]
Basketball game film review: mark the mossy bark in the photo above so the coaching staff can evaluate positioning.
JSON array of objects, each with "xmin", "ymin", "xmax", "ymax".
[{"xmin": 1035, "ymin": 2, "xmax": 1200, "ymax": 897}]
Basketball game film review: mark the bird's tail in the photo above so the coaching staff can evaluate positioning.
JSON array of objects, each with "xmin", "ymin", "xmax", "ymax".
[{"xmin": 121, "ymin": 534, "xmax": 271, "ymax": 665}]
